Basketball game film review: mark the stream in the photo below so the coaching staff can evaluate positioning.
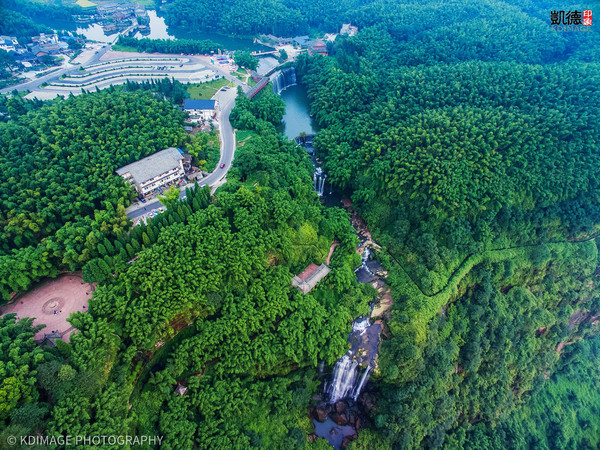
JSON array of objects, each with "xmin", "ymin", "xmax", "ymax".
[{"xmin": 273, "ymin": 68, "xmax": 389, "ymax": 449}]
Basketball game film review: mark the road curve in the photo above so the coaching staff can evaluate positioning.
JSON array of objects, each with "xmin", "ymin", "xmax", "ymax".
[{"xmin": 126, "ymin": 87, "xmax": 240, "ymax": 219}]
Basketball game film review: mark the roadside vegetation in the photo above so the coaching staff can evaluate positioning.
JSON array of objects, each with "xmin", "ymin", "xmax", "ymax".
[{"xmin": 186, "ymin": 78, "xmax": 234, "ymax": 99}]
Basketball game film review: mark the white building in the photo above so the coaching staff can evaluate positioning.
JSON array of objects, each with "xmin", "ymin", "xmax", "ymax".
[
  {"xmin": 0, "ymin": 36, "xmax": 18, "ymax": 52},
  {"xmin": 116, "ymin": 148, "xmax": 185, "ymax": 195},
  {"xmin": 183, "ymin": 99, "xmax": 217, "ymax": 123},
  {"xmin": 340, "ymin": 23, "xmax": 358, "ymax": 36}
]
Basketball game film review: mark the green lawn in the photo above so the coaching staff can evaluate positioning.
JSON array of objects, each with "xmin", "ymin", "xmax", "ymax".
[
  {"xmin": 232, "ymin": 68, "xmax": 248, "ymax": 82},
  {"xmin": 111, "ymin": 44, "xmax": 138, "ymax": 52},
  {"xmin": 235, "ymin": 129, "xmax": 256, "ymax": 147},
  {"xmin": 186, "ymin": 78, "xmax": 235, "ymax": 99}
]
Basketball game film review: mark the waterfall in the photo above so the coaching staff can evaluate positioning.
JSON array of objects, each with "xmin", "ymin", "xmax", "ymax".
[
  {"xmin": 325, "ymin": 316, "xmax": 375, "ymax": 403},
  {"xmin": 314, "ymin": 167, "xmax": 326, "ymax": 197},
  {"xmin": 270, "ymin": 67, "xmax": 297, "ymax": 95},
  {"xmin": 352, "ymin": 316, "xmax": 370, "ymax": 335},
  {"xmin": 354, "ymin": 247, "xmax": 374, "ymax": 275},
  {"xmin": 326, "ymin": 354, "xmax": 358, "ymax": 404},
  {"xmin": 352, "ymin": 365, "xmax": 371, "ymax": 401}
]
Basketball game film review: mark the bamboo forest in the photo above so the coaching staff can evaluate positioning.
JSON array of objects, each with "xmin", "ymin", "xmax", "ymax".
[{"xmin": 0, "ymin": 0, "xmax": 599, "ymax": 449}]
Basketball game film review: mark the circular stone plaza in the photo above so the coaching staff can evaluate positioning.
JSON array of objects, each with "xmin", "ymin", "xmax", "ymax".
[{"xmin": 1, "ymin": 273, "xmax": 94, "ymax": 342}]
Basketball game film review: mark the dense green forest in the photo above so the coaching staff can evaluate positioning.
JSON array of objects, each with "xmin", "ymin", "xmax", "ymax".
[
  {"xmin": 1, "ymin": 0, "xmax": 600, "ymax": 447},
  {"xmin": 116, "ymin": 36, "xmax": 224, "ymax": 56},
  {"xmin": 0, "ymin": 85, "xmax": 370, "ymax": 447},
  {"xmin": 293, "ymin": 0, "xmax": 600, "ymax": 447},
  {"xmin": 0, "ymin": 0, "xmax": 89, "ymax": 43},
  {"xmin": 161, "ymin": 0, "xmax": 376, "ymax": 36},
  {"xmin": 0, "ymin": 89, "xmax": 188, "ymax": 300}
]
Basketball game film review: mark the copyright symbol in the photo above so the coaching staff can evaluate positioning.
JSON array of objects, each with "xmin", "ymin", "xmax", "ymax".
[{"xmin": 7, "ymin": 435, "xmax": 16, "ymax": 446}]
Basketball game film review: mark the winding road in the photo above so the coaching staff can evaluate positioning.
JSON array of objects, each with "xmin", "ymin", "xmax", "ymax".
[
  {"xmin": 2, "ymin": 44, "xmax": 262, "ymax": 220},
  {"xmin": 126, "ymin": 85, "xmax": 242, "ymax": 219}
]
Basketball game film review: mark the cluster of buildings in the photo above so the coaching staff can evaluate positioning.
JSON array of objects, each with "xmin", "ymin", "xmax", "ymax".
[
  {"xmin": 0, "ymin": 36, "xmax": 19, "ymax": 53},
  {"xmin": 258, "ymin": 23, "xmax": 359, "ymax": 58},
  {"xmin": 73, "ymin": 2, "xmax": 149, "ymax": 35},
  {"xmin": 1, "ymin": 33, "xmax": 83, "ymax": 69}
]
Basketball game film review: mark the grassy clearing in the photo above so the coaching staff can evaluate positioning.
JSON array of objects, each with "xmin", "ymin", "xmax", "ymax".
[
  {"xmin": 111, "ymin": 44, "xmax": 138, "ymax": 53},
  {"xmin": 235, "ymin": 129, "xmax": 256, "ymax": 147},
  {"xmin": 186, "ymin": 78, "xmax": 235, "ymax": 99}
]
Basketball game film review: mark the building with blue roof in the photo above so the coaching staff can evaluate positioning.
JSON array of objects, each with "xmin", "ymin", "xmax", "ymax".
[{"xmin": 183, "ymin": 99, "xmax": 218, "ymax": 123}]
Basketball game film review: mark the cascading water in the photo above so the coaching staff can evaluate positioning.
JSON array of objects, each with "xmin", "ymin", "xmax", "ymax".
[
  {"xmin": 352, "ymin": 365, "xmax": 371, "ymax": 401},
  {"xmin": 270, "ymin": 67, "xmax": 297, "ymax": 94},
  {"xmin": 314, "ymin": 167, "xmax": 326, "ymax": 196},
  {"xmin": 355, "ymin": 247, "xmax": 374, "ymax": 276},
  {"xmin": 325, "ymin": 317, "xmax": 376, "ymax": 403},
  {"xmin": 326, "ymin": 354, "xmax": 359, "ymax": 404}
]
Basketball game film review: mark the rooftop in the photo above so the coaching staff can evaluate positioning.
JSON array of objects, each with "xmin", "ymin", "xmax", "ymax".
[
  {"xmin": 183, "ymin": 99, "xmax": 216, "ymax": 110},
  {"xmin": 116, "ymin": 147, "xmax": 183, "ymax": 183},
  {"xmin": 293, "ymin": 35, "xmax": 310, "ymax": 46},
  {"xmin": 292, "ymin": 263, "xmax": 331, "ymax": 294}
]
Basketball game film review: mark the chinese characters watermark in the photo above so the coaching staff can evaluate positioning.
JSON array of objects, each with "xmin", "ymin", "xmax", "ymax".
[{"xmin": 551, "ymin": 9, "xmax": 592, "ymax": 31}]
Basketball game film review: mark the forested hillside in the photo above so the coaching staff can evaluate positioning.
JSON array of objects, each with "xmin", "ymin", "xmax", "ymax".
[
  {"xmin": 0, "ymin": 86, "xmax": 371, "ymax": 447},
  {"xmin": 295, "ymin": 0, "xmax": 600, "ymax": 447},
  {"xmin": 0, "ymin": 89, "xmax": 187, "ymax": 300}
]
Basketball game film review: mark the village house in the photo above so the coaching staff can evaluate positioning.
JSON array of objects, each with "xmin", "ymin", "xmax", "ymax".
[
  {"xmin": 115, "ymin": 148, "xmax": 185, "ymax": 196},
  {"xmin": 292, "ymin": 263, "xmax": 331, "ymax": 294},
  {"xmin": 308, "ymin": 39, "xmax": 328, "ymax": 56},
  {"xmin": 183, "ymin": 99, "xmax": 218, "ymax": 123},
  {"xmin": 0, "ymin": 36, "xmax": 18, "ymax": 53}
]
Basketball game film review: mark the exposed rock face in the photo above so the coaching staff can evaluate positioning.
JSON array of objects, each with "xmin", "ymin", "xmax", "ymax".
[
  {"xmin": 331, "ymin": 412, "xmax": 349, "ymax": 426},
  {"xmin": 314, "ymin": 406, "xmax": 328, "ymax": 422},
  {"xmin": 342, "ymin": 433, "xmax": 358, "ymax": 447}
]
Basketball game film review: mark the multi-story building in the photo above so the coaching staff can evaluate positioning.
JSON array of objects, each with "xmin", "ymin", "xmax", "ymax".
[{"xmin": 116, "ymin": 148, "xmax": 185, "ymax": 196}]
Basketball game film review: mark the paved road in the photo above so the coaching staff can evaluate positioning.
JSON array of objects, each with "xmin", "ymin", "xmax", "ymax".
[
  {"xmin": 127, "ymin": 87, "xmax": 240, "ymax": 219},
  {"xmin": 1, "ymin": 43, "xmax": 248, "ymax": 219},
  {"xmin": 0, "ymin": 44, "xmax": 111, "ymax": 95},
  {"xmin": 2, "ymin": 47, "xmax": 245, "ymax": 97}
]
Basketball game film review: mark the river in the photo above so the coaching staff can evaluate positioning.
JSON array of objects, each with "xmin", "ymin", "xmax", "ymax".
[
  {"xmin": 279, "ymin": 84, "xmax": 318, "ymax": 140},
  {"xmin": 39, "ymin": 10, "xmax": 266, "ymax": 50},
  {"xmin": 274, "ymin": 72, "xmax": 384, "ymax": 450}
]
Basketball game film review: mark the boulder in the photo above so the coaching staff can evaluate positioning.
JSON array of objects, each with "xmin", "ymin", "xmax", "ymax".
[
  {"xmin": 314, "ymin": 407, "xmax": 328, "ymax": 422},
  {"xmin": 335, "ymin": 401, "xmax": 347, "ymax": 415},
  {"xmin": 330, "ymin": 412, "xmax": 348, "ymax": 426},
  {"xmin": 360, "ymin": 393, "xmax": 376, "ymax": 412},
  {"xmin": 355, "ymin": 417, "xmax": 362, "ymax": 431},
  {"xmin": 348, "ymin": 410, "xmax": 357, "ymax": 426},
  {"xmin": 342, "ymin": 433, "xmax": 358, "ymax": 447},
  {"xmin": 308, "ymin": 434, "xmax": 317, "ymax": 443}
]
